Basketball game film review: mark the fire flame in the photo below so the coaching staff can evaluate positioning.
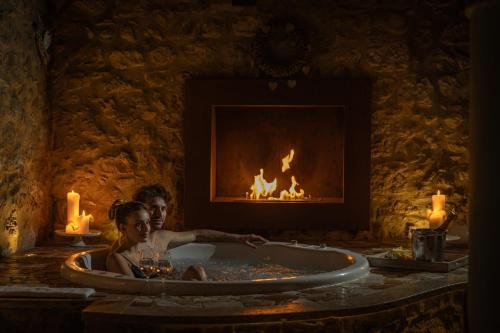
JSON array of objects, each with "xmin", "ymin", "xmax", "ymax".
[
  {"xmin": 249, "ymin": 169, "xmax": 277, "ymax": 199},
  {"xmin": 248, "ymin": 149, "xmax": 307, "ymax": 200},
  {"xmin": 281, "ymin": 149, "xmax": 294, "ymax": 172},
  {"xmin": 279, "ymin": 176, "xmax": 305, "ymax": 200}
]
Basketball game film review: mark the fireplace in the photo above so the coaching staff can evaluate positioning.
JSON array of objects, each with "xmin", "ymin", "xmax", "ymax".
[{"xmin": 185, "ymin": 79, "xmax": 371, "ymax": 231}]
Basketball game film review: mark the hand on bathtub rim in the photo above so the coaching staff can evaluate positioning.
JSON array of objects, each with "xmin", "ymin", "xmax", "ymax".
[{"xmin": 236, "ymin": 234, "xmax": 268, "ymax": 249}]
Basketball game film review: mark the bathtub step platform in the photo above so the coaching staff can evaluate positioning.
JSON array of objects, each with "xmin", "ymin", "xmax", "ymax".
[
  {"xmin": 0, "ymin": 285, "xmax": 96, "ymax": 299},
  {"xmin": 367, "ymin": 251, "xmax": 468, "ymax": 272}
]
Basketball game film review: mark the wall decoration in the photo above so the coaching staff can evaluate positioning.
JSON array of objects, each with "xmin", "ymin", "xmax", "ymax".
[{"xmin": 252, "ymin": 17, "xmax": 310, "ymax": 78}]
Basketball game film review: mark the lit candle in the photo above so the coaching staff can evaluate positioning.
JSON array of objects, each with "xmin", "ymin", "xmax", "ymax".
[
  {"xmin": 431, "ymin": 190, "xmax": 445, "ymax": 212},
  {"xmin": 427, "ymin": 190, "xmax": 446, "ymax": 229},
  {"xmin": 67, "ymin": 190, "xmax": 80, "ymax": 225},
  {"xmin": 78, "ymin": 210, "xmax": 91, "ymax": 234}
]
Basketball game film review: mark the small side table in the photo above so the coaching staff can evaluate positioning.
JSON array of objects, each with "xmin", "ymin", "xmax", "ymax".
[{"xmin": 54, "ymin": 230, "xmax": 102, "ymax": 247}]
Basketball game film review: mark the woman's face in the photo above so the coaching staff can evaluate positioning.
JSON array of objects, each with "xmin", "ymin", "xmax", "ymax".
[{"xmin": 121, "ymin": 209, "xmax": 150, "ymax": 244}]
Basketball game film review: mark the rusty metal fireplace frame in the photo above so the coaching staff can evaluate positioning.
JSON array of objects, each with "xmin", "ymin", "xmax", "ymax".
[{"xmin": 184, "ymin": 79, "xmax": 371, "ymax": 232}]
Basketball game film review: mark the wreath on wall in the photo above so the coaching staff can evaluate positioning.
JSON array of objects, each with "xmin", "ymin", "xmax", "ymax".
[{"xmin": 252, "ymin": 17, "xmax": 310, "ymax": 79}]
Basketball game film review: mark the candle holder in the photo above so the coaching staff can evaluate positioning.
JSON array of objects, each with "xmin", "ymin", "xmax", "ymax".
[{"xmin": 55, "ymin": 229, "xmax": 102, "ymax": 247}]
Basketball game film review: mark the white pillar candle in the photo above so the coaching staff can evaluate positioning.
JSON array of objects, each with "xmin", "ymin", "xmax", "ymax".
[
  {"xmin": 67, "ymin": 190, "xmax": 80, "ymax": 224},
  {"xmin": 428, "ymin": 190, "xmax": 447, "ymax": 229},
  {"xmin": 77, "ymin": 210, "xmax": 90, "ymax": 234},
  {"xmin": 431, "ymin": 190, "xmax": 445, "ymax": 212}
]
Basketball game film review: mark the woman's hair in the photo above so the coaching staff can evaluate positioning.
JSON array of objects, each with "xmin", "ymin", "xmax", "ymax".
[
  {"xmin": 108, "ymin": 200, "xmax": 148, "ymax": 228},
  {"xmin": 132, "ymin": 183, "xmax": 171, "ymax": 204}
]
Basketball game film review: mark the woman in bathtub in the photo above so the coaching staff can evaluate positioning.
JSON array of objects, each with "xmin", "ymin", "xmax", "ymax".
[
  {"xmin": 106, "ymin": 200, "xmax": 267, "ymax": 280},
  {"xmin": 106, "ymin": 200, "xmax": 207, "ymax": 280}
]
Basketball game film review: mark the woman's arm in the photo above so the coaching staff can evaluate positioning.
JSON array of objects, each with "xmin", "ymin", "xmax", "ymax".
[{"xmin": 106, "ymin": 253, "xmax": 135, "ymax": 277}]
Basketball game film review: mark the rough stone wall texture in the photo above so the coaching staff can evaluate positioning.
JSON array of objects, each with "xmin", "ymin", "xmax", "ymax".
[
  {"xmin": 0, "ymin": 1, "xmax": 51, "ymax": 255},
  {"xmin": 49, "ymin": 0, "xmax": 469, "ymax": 241}
]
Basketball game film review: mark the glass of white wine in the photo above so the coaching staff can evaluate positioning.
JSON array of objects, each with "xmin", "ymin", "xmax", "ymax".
[
  {"xmin": 156, "ymin": 251, "xmax": 174, "ymax": 299},
  {"xmin": 139, "ymin": 257, "xmax": 157, "ymax": 296}
]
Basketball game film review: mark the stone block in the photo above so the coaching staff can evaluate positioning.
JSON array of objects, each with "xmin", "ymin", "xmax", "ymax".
[
  {"xmin": 109, "ymin": 50, "xmax": 144, "ymax": 70},
  {"xmin": 148, "ymin": 46, "xmax": 175, "ymax": 67}
]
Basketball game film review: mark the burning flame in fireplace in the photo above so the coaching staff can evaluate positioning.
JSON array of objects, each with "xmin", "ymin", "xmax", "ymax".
[
  {"xmin": 247, "ymin": 149, "xmax": 307, "ymax": 200},
  {"xmin": 249, "ymin": 169, "xmax": 277, "ymax": 200},
  {"xmin": 279, "ymin": 175, "xmax": 305, "ymax": 200},
  {"xmin": 281, "ymin": 149, "xmax": 294, "ymax": 172}
]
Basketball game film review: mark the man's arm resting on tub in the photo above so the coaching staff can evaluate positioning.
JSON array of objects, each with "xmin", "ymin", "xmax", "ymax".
[{"xmin": 165, "ymin": 229, "xmax": 268, "ymax": 249}]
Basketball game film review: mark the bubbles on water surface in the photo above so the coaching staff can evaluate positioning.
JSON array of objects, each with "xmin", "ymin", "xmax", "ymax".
[{"xmin": 168, "ymin": 258, "xmax": 327, "ymax": 281}]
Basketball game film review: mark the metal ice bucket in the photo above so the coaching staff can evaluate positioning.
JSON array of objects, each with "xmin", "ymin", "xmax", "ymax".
[{"xmin": 411, "ymin": 228, "xmax": 446, "ymax": 262}]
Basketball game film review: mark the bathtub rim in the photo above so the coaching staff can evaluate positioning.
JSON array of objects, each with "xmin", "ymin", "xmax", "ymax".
[{"xmin": 60, "ymin": 241, "xmax": 369, "ymax": 295}]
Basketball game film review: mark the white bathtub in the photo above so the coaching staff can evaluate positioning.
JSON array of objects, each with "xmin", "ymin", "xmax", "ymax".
[{"xmin": 60, "ymin": 242, "xmax": 369, "ymax": 295}]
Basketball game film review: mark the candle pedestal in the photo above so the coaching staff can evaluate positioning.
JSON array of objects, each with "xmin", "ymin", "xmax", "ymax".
[{"xmin": 55, "ymin": 229, "xmax": 102, "ymax": 247}]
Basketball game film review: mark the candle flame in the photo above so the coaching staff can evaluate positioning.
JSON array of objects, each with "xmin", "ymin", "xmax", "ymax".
[
  {"xmin": 82, "ymin": 210, "xmax": 86, "ymax": 216},
  {"xmin": 437, "ymin": 190, "xmax": 440, "ymax": 195}
]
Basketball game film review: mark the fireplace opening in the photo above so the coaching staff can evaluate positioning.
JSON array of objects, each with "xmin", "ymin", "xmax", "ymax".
[
  {"xmin": 212, "ymin": 105, "xmax": 344, "ymax": 203},
  {"xmin": 185, "ymin": 79, "xmax": 371, "ymax": 231}
]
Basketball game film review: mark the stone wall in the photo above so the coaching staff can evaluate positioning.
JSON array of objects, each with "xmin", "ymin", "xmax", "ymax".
[
  {"xmin": 49, "ymin": 0, "xmax": 469, "ymax": 241},
  {"xmin": 0, "ymin": 0, "xmax": 51, "ymax": 255}
]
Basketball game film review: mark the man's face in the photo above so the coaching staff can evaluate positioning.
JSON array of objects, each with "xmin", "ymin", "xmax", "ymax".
[{"xmin": 144, "ymin": 196, "xmax": 167, "ymax": 231}]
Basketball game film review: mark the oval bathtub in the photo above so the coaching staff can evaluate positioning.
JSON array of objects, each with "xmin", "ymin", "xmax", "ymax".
[{"xmin": 60, "ymin": 242, "xmax": 369, "ymax": 296}]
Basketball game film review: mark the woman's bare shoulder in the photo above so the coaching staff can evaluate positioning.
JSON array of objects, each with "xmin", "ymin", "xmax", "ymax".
[
  {"xmin": 106, "ymin": 251, "xmax": 123, "ymax": 272},
  {"xmin": 108, "ymin": 240, "xmax": 120, "ymax": 253}
]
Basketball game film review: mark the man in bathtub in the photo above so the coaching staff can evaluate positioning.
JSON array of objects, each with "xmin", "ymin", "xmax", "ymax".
[
  {"xmin": 106, "ymin": 184, "xmax": 267, "ymax": 280},
  {"xmin": 133, "ymin": 183, "xmax": 267, "ymax": 249}
]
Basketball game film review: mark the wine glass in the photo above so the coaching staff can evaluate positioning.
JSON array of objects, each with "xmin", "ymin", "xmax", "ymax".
[
  {"xmin": 139, "ymin": 258, "xmax": 157, "ymax": 278},
  {"xmin": 139, "ymin": 257, "xmax": 157, "ymax": 296},
  {"xmin": 156, "ymin": 251, "xmax": 174, "ymax": 300}
]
